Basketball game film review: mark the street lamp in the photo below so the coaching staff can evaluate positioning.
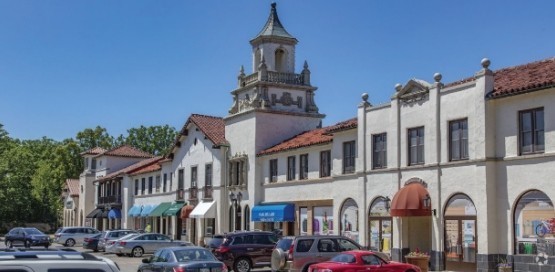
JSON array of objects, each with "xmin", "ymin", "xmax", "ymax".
[{"xmin": 423, "ymin": 194, "xmax": 436, "ymax": 216}]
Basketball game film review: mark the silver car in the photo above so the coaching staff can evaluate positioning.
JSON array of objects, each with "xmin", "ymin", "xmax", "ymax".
[
  {"xmin": 54, "ymin": 227, "xmax": 100, "ymax": 247},
  {"xmin": 106, "ymin": 233, "xmax": 139, "ymax": 254},
  {"xmin": 98, "ymin": 229, "xmax": 137, "ymax": 252},
  {"xmin": 113, "ymin": 233, "xmax": 193, "ymax": 257}
]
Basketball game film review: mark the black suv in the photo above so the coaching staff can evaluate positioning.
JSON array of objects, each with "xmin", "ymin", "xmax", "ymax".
[
  {"xmin": 213, "ymin": 231, "xmax": 279, "ymax": 272},
  {"xmin": 4, "ymin": 227, "xmax": 51, "ymax": 249}
]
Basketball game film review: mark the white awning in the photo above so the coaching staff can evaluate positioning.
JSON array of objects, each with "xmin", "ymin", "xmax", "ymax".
[{"xmin": 190, "ymin": 201, "xmax": 216, "ymax": 218}]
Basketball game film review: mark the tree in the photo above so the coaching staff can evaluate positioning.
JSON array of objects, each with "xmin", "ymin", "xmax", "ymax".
[
  {"xmin": 120, "ymin": 125, "xmax": 178, "ymax": 155},
  {"xmin": 75, "ymin": 126, "xmax": 114, "ymax": 151}
]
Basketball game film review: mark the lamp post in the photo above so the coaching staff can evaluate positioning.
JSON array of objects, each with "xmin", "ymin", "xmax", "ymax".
[
  {"xmin": 423, "ymin": 194, "xmax": 436, "ymax": 216},
  {"xmin": 229, "ymin": 192, "xmax": 243, "ymax": 231}
]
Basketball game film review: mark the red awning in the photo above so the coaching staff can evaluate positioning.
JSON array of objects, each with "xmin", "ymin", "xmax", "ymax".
[
  {"xmin": 390, "ymin": 182, "xmax": 432, "ymax": 217},
  {"xmin": 180, "ymin": 205, "xmax": 194, "ymax": 219}
]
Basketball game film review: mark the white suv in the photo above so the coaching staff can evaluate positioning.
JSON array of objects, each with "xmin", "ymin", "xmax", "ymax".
[
  {"xmin": 54, "ymin": 226, "xmax": 100, "ymax": 247},
  {"xmin": 0, "ymin": 248, "xmax": 120, "ymax": 271}
]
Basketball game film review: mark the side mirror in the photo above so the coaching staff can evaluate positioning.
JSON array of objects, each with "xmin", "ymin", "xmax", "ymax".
[{"xmin": 142, "ymin": 258, "xmax": 150, "ymax": 263}]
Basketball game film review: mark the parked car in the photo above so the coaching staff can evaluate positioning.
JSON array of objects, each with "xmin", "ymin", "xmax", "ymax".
[
  {"xmin": 138, "ymin": 246, "xmax": 228, "ymax": 272},
  {"xmin": 4, "ymin": 227, "xmax": 51, "ymax": 249},
  {"xmin": 0, "ymin": 247, "xmax": 120, "ymax": 272},
  {"xmin": 271, "ymin": 235, "xmax": 364, "ymax": 272},
  {"xmin": 105, "ymin": 233, "xmax": 140, "ymax": 254},
  {"xmin": 83, "ymin": 233, "xmax": 103, "ymax": 252},
  {"xmin": 98, "ymin": 229, "xmax": 137, "ymax": 252},
  {"xmin": 214, "ymin": 231, "xmax": 279, "ymax": 272},
  {"xmin": 54, "ymin": 226, "xmax": 100, "ymax": 247},
  {"xmin": 308, "ymin": 250, "xmax": 420, "ymax": 272},
  {"xmin": 206, "ymin": 234, "xmax": 225, "ymax": 253},
  {"xmin": 112, "ymin": 233, "xmax": 194, "ymax": 257}
]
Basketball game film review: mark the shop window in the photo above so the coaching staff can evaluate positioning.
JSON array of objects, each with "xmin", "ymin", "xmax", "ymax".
[
  {"xmin": 340, "ymin": 198, "xmax": 359, "ymax": 243},
  {"xmin": 369, "ymin": 197, "xmax": 392, "ymax": 254},
  {"xmin": 514, "ymin": 190, "xmax": 555, "ymax": 255},
  {"xmin": 314, "ymin": 206, "xmax": 333, "ymax": 235},
  {"xmin": 300, "ymin": 207, "xmax": 308, "ymax": 235}
]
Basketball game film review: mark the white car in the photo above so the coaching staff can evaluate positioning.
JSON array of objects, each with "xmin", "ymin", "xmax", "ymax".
[
  {"xmin": 54, "ymin": 226, "xmax": 100, "ymax": 247},
  {"xmin": 105, "ymin": 233, "xmax": 140, "ymax": 254},
  {"xmin": 113, "ymin": 233, "xmax": 193, "ymax": 257}
]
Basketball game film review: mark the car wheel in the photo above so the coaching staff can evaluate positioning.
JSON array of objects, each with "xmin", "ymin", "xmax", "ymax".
[
  {"xmin": 65, "ymin": 239, "xmax": 76, "ymax": 247},
  {"xmin": 234, "ymin": 257, "xmax": 252, "ymax": 272},
  {"xmin": 6, "ymin": 241, "xmax": 12, "ymax": 248},
  {"xmin": 132, "ymin": 246, "xmax": 144, "ymax": 257}
]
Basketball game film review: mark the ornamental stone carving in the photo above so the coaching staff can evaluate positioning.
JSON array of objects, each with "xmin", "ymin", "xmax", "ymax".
[{"xmin": 271, "ymin": 92, "xmax": 302, "ymax": 108}]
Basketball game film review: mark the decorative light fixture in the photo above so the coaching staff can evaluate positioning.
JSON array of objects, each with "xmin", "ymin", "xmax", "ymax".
[
  {"xmin": 229, "ymin": 192, "xmax": 236, "ymax": 203},
  {"xmin": 423, "ymin": 194, "xmax": 436, "ymax": 216},
  {"xmin": 384, "ymin": 196, "xmax": 391, "ymax": 211}
]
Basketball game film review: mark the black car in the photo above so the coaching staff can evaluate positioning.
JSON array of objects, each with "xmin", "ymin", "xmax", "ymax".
[
  {"xmin": 4, "ymin": 227, "xmax": 51, "ymax": 248},
  {"xmin": 139, "ymin": 246, "xmax": 227, "ymax": 272},
  {"xmin": 82, "ymin": 233, "xmax": 102, "ymax": 252}
]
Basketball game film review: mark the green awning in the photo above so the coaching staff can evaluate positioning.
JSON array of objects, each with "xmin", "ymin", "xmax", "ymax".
[
  {"xmin": 149, "ymin": 202, "xmax": 172, "ymax": 217},
  {"xmin": 163, "ymin": 202, "xmax": 186, "ymax": 216}
]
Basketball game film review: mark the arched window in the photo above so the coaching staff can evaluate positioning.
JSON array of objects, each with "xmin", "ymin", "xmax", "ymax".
[
  {"xmin": 444, "ymin": 194, "xmax": 477, "ymax": 265},
  {"xmin": 275, "ymin": 49, "xmax": 286, "ymax": 72},
  {"xmin": 340, "ymin": 198, "xmax": 359, "ymax": 243},
  {"xmin": 244, "ymin": 205, "xmax": 250, "ymax": 231},
  {"xmin": 369, "ymin": 197, "xmax": 392, "ymax": 253},
  {"xmin": 514, "ymin": 190, "xmax": 555, "ymax": 255}
]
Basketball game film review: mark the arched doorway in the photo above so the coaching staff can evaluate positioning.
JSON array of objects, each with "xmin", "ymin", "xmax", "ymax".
[
  {"xmin": 444, "ymin": 193, "xmax": 477, "ymax": 272},
  {"xmin": 369, "ymin": 197, "xmax": 392, "ymax": 254},
  {"xmin": 514, "ymin": 190, "xmax": 555, "ymax": 255},
  {"xmin": 340, "ymin": 198, "xmax": 360, "ymax": 244}
]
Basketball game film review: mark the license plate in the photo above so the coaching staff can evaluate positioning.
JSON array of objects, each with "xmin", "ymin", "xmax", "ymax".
[{"xmin": 201, "ymin": 268, "xmax": 210, "ymax": 272}]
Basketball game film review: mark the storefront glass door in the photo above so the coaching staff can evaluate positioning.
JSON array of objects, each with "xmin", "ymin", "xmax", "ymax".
[{"xmin": 444, "ymin": 194, "xmax": 477, "ymax": 271}]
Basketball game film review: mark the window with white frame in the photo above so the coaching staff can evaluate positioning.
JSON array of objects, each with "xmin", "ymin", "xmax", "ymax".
[
  {"xmin": 519, "ymin": 108, "xmax": 544, "ymax": 154},
  {"xmin": 372, "ymin": 133, "xmax": 387, "ymax": 169},
  {"xmin": 343, "ymin": 141, "xmax": 356, "ymax": 174},
  {"xmin": 191, "ymin": 166, "xmax": 198, "ymax": 188},
  {"xmin": 449, "ymin": 119, "xmax": 468, "ymax": 161},
  {"xmin": 408, "ymin": 127, "xmax": 424, "ymax": 165},
  {"xmin": 205, "ymin": 164, "xmax": 212, "ymax": 188},
  {"xmin": 287, "ymin": 156, "xmax": 296, "ymax": 181},
  {"xmin": 229, "ymin": 155, "xmax": 247, "ymax": 186},
  {"xmin": 320, "ymin": 150, "xmax": 331, "ymax": 177},
  {"xmin": 269, "ymin": 159, "xmax": 278, "ymax": 183},
  {"xmin": 300, "ymin": 154, "xmax": 308, "ymax": 180}
]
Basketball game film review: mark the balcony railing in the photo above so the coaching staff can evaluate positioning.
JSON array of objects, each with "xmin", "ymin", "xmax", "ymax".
[
  {"xmin": 189, "ymin": 187, "xmax": 198, "ymax": 201},
  {"xmin": 98, "ymin": 195, "xmax": 122, "ymax": 205},
  {"xmin": 239, "ymin": 70, "xmax": 309, "ymax": 87},
  {"xmin": 203, "ymin": 186, "xmax": 213, "ymax": 199}
]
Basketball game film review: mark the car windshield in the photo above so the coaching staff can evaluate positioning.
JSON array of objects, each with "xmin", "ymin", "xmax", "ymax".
[
  {"xmin": 174, "ymin": 248, "xmax": 217, "ymax": 262},
  {"xmin": 330, "ymin": 253, "xmax": 356, "ymax": 263},
  {"xmin": 24, "ymin": 228, "xmax": 43, "ymax": 235},
  {"xmin": 275, "ymin": 237, "xmax": 293, "ymax": 251}
]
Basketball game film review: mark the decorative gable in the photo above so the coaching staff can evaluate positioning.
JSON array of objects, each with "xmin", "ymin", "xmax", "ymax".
[{"xmin": 396, "ymin": 79, "xmax": 432, "ymax": 104}]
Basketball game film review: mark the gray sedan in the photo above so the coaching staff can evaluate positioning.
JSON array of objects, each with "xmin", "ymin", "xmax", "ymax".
[{"xmin": 113, "ymin": 233, "xmax": 193, "ymax": 257}]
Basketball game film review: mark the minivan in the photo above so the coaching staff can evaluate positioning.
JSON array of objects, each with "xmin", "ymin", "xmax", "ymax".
[{"xmin": 54, "ymin": 226, "xmax": 100, "ymax": 247}]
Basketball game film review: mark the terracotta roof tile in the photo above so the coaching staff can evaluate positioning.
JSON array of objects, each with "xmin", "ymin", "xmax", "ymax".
[
  {"xmin": 489, "ymin": 57, "xmax": 555, "ymax": 98},
  {"xmin": 444, "ymin": 57, "xmax": 555, "ymax": 98},
  {"xmin": 129, "ymin": 163, "xmax": 161, "ymax": 175},
  {"xmin": 80, "ymin": 147, "xmax": 107, "ymax": 156},
  {"xmin": 66, "ymin": 179, "xmax": 80, "ymax": 197},
  {"xmin": 96, "ymin": 145, "xmax": 154, "ymax": 158},
  {"xmin": 96, "ymin": 156, "xmax": 162, "ymax": 182},
  {"xmin": 170, "ymin": 114, "xmax": 227, "ymax": 155},
  {"xmin": 258, "ymin": 118, "xmax": 357, "ymax": 156}
]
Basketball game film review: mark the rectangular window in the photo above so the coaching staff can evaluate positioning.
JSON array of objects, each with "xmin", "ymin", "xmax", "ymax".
[
  {"xmin": 134, "ymin": 179, "xmax": 139, "ymax": 195},
  {"xmin": 269, "ymin": 159, "xmax": 278, "ymax": 183},
  {"xmin": 372, "ymin": 133, "xmax": 387, "ymax": 169},
  {"xmin": 520, "ymin": 108, "xmax": 544, "ymax": 154},
  {"xmin": 300, "ymin": 154, "xmax": 308, "ymax": 180},
  {"xmin": 84, "ymin": 158, "xmax": 88, "ymax": 169},
  {"xmin": 320, "ymin": 150, "xmax": 331, "ymax": 177},
  {"xmin": 163, "ymin": 173, "xmax": 167, "ymax": 193},
  {"xmin": 287, "ymin": 156, "xmax": 296, "ymax": 181},
  {"xmin": 141, "ymin": 178, "xmax": 146, "ymax": 195},
  {"xmin": 449, "ymin": 119, "xmax": 469, "ymax": 161},
  {"xmin": 91, "ymin": 158, "xmax": 96, "ymax": 170},
  {"xmin": 408, "ymin": 127, "xmax": 425, "ymax": 165},
  {"xmin": 205, "ymin": 164, "xmax": 212, "ymax": 187},
  {"xmin": 155, "ymin": 175, "xmax": 161, "ymax": 193},
  {"xmin": 178, "ymin": 169, "xmax": 184, "ymax": 190},
  {"xmin": 170, "ymin": 173, "xmax": 173, "ymax": 191},
  {"xmin": 191, "ymin": 166, "xmax": 198, "ymax": 188},
  {"xmin": 148, "ymin": 177, "xmax": 153, "ymax": 194},
  {"xmin": 343, "ymin": 141, "xmax": 356, "ymax": 174}
]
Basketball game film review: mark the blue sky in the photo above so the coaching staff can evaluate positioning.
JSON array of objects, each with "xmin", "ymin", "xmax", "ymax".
[{"xmin": 1, "ymin": 1, "xmax": 553, "ymax": 141}]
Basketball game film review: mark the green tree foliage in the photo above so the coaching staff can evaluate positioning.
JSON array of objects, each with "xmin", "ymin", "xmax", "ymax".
[
  {"xmin": 76, "ymin": 126, "xmax": 114, "ymax": 151},
  {"xmin": 119, "ymin": 125, "xmax": 178, "ymax": 156}
]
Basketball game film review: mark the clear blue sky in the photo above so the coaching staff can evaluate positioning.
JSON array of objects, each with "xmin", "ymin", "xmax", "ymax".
[{"xmin": 1, "ymin": 1, "xmax": 553, "ymax": 141}]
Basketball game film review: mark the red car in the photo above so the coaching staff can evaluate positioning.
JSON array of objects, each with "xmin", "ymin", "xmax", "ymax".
[{"xmin": 308, "ymin": 250, "xmax": 421, "ymax": 272}]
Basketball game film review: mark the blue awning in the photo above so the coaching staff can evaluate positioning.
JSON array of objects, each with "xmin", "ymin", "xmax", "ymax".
[
  {"xmin": 140, "ymin": 204, "xmax": 158, "ymax": 217},
  {"xmin": 252, "ymin": 203, "xmax": 295, "ymax": 222},
  {"xmin": 128, "ymin": 205, "xmax": 141, "ymax": 217},
  {"xmin": 108, "ymin": 208, "xmax": 121, "ymax": 219}
]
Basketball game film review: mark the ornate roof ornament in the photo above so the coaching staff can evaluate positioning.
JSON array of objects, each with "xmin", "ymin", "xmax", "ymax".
[{"xmin": 252, "ymin": 3, "xmax": 297, "ymax": 43}]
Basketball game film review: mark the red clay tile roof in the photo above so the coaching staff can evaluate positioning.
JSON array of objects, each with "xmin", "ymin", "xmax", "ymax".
[
  {"xmin": 444, "ymin": 57, "xmax": 555, "ymax": 98},
  {"xmin": 96, "ymin": 156, "xmax": 162, "ymax": 182},
  {"xmin": 80, "ymin": 147, "xmax": 107, "ymax": 156},
  {"xmin": 258, "ymin": 118, "xmax": 358, "ymax": 156},
  {"xmin": 66, "ymin": 179, "xmax": 80, "ymax": 197},
  {"xmin": 95, "ymin": 145, "xmax": 154, "ymax": 158},
  {"xmin": 129, "ymin": 163, "xmax": 161, "ymax": 175},
  {"xmin": 170, "ymin": 114, "xmax": 227, "ymax": 156}
]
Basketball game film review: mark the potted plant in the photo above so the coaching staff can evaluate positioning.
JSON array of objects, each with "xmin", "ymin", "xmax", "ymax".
[
  {"xmin": 497, "ymin": 258, "xmax": 512, "ymax": 272},
  {"xmin": 405, "ymin": 248, "xmax": 430, "ymax": 272}
]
